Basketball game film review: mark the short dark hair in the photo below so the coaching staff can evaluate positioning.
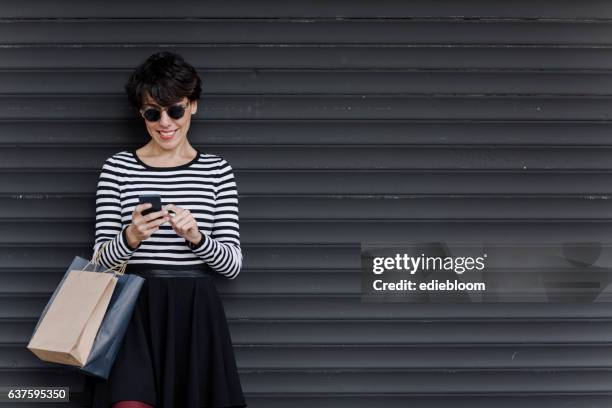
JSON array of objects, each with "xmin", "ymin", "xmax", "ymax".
[{"xmin": 125, "ymin": 51, "xmax": 202, "ymax": 110}]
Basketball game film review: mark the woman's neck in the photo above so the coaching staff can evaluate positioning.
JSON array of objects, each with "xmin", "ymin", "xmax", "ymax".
[{"xmin": 137, "ymin": 141, "xmax": 198, "ymax": 167}]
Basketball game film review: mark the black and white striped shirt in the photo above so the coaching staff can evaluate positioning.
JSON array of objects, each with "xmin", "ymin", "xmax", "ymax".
[{"xmin": 94, "ymin": 149, "xmax": 242, "ymax": 279}]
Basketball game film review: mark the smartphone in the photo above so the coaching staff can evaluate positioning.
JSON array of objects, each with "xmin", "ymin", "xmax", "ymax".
[{"xmin": 138, "ymin": 194, "xmax": 162, "ymax": 217}]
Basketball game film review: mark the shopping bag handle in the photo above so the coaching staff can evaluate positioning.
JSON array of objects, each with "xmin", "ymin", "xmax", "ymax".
[{"xmin": 87, "ymin": 241, "xmax": 128, "ymax": 276}]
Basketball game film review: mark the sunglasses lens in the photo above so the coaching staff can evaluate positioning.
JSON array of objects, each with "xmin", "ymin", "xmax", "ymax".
[
  {"xmin": 143, "ymin": 108, "xmax": 161, "ymax": 122},
  {"xmin": 142, "ymin": 104, "xmax": 188, "ymax": 121},
  {"xmin": 167, "ymin": 105, "xmax": 186, "ymax": 120}
]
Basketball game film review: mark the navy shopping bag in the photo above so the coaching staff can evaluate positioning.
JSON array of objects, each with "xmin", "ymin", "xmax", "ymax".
[{"xmin": 33, "ymin": 255, "xmax": 145, "ymax": 380}]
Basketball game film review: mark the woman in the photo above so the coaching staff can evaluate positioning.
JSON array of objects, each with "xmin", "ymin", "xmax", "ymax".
[{"xmin": 86, "ymin": 52, "xmax": 247, "ymax": 408}]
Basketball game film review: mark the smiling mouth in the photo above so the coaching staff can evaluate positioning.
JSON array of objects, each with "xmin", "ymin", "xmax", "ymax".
[{"xmin": 159, "ymin": 129, "xmax": 177, "ymax": 139}]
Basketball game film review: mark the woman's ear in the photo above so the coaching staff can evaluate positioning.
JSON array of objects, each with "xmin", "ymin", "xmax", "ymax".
[{"xmin": 191, "ymin": 100, "xmax": 198, "ymax": 115}]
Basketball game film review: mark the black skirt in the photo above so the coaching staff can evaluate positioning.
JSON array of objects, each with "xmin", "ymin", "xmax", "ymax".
[{"xmin": 85, "ymin": 265, "xmax": 247, "ymax": 408}]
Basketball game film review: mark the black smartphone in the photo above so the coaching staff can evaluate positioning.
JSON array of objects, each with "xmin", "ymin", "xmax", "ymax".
[{"xmin": 138, "ymin": 194, "xmax": 162, "ymax": 217}]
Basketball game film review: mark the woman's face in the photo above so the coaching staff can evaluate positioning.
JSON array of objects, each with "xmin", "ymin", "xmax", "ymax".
[{"xmin": 141, "ymin": 94, "xmax": 198, "ymax": 150}]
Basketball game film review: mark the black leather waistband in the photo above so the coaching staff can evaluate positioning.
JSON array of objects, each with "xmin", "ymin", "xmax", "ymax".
[{"xmin": 125, "ymin": 264, "xmax": 214, "ymax": 278}]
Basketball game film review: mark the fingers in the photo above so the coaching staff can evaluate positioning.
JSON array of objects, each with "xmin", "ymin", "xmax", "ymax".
[
  {"xmin": 135, "ymin": 203, "xmax": 152, "ymax": 214},
  {"xmin": 175, "ymin": 216, "xmax": 194, "ymax": 231},
  {"xmin": 163, "ymin": 204, "xmax": 181, "ymax": 219},
  {"xmin": 130, "ymin": 202, "xmax": 171, "ymax": 242},
  {"xmin": 132, "ymin": 216, "xmax": 167, "ymax": 236},
  {"xmin": 143, "ymin": 209, "xmax": 168, "ymax": 223},
  {"xmin": 168, "ymin": 207, "xmax": 197, "ymax": 235},
  {"xmin": 141, "ymin": 214, "xmax": 168, "ymax": 229},
  {"xmin": 170, "ymin": 208, "xmax": 189, "ymax": 223},
  {"xmin": 164, "ymin": 203, "xmax": 184, "ymax": 214},
  {"xmin": 149, "ymin": 214, "xmax": 170, "ymax": 227},
  {"xmin": 133, "ymin": 203, "xmax": 168, "ymax": 222},
  {"xmin": 141, "ymin": 225, "xmax": 162, "ymax": 236},
  {"xmin": 132, "ymin": 203, "xmax": 197, "ymax": 241},
  {"xmin": 174, "ymin": 218, "xmax": 197, "ymax": 235}
]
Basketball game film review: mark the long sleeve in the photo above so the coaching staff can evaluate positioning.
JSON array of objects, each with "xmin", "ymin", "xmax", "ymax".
[
  {"xmin": 188, "ymin": 159, "xmax": 243, "ymax": 279},
  {"xmin": 93, "ymin": 158, "xmax": 138, "ymax": 270}
]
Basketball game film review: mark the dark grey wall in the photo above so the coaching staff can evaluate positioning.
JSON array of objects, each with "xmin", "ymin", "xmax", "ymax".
[{"xmin": 2, "ymin": 1, "xmax": 612, "ymax": 407}]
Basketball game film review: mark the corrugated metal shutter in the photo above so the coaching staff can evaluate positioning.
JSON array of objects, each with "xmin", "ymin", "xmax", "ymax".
[{"xmin": 2, "ymin": 1, "xmax": 612, "ymax": 407}]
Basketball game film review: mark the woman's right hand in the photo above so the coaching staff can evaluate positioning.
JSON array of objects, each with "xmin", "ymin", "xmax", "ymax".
[{"xmin": 125, "ymin": 203, "xmax": 170, "ymax": 249}]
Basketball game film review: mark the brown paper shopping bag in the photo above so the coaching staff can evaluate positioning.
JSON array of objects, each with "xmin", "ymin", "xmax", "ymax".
[{"xmin": 27, "ymin": 241, "xmax": 126, "ymax": 367}]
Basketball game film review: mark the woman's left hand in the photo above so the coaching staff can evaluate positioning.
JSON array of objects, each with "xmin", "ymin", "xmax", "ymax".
[{"xmin": 164, "ymin": 204, "xmax": 203, "ymax": 245}]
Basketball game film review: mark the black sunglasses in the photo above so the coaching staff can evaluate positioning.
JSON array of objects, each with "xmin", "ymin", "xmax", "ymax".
[{"xmin": 141, "ymin": 102, "xmax": 189, "ymax": 122}]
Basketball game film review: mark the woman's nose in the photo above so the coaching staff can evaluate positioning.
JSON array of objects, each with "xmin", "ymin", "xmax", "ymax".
[{"xmin": 159, "ymin": 110, "xmax": 172, "ymax": 126}]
